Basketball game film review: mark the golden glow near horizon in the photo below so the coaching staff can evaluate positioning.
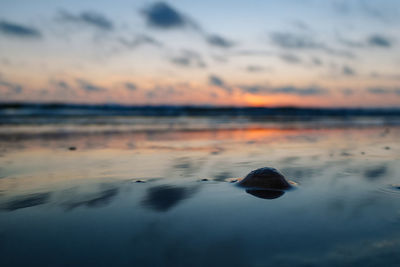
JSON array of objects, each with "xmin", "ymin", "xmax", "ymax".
[{"xmin": 0, "ymin": 0, "xmax": 400, "ymax": 107}]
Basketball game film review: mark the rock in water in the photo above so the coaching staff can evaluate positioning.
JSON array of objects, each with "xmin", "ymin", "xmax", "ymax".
[{"xmin": 238, "ymin": 167, "xmax": 291, "ymax": 190}]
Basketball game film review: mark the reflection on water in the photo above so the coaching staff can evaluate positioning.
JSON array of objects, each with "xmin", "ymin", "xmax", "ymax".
[
  {"xmin": 245, "ymin": 189, "xmax": 285, "ymax": 199},
  {"xmin": 63, "ymin": 186, "xmax": 119, "ymax": 210},
  {"xmin": 142, "ymin": 185, "xmax": 197, "ymax": 212},
  {"xmin": 1, "ymin": 192, "xmax": 51, "ymax": 211},
  {"xmin": 0, "ymin": 120, "xmax": 400, "ymax": 266}
]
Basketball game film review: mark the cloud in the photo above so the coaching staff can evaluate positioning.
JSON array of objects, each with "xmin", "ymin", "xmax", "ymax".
[
  {"xmin": 342, "ymin": 65, "xmax": 356, "ymax": 76},
  {"xmin": 240, "ymin": 85, "xmax": 327, "ymax": 96},
  {"xmin": 368, "ymin": 35, "xmax": 391, "ymax": 48},
  {"xmin": 270, "ymin": 32, "xmax": 322, "ymax": 49},
  {"xmin": 366, "ymin": 87, "xmax": 400, "ymax": 95},
  {"xmin": 246, "ymin": 65, "xmax": 266, "ymax": 72},
  {"xmin": 208, "ymin": 74, "xmax": 232, "ymax": 93},
  {"xmin": 333, "ymin": 0, "xmax": 398, "ymax": 24},
  {"xmin": 142, "ymin": 2, "xmax": 193, "ymax": 29},
  {"xmin": 77, "ymin": 79, "xmax": 106, "ymax": 92},
  {"xmin": 125, "ymin": 82, "xmax": 137, "ymax": 91},
  {"xmin": 280, "ymin": 53, "xmax": 302, "ymax": 64},
  {"xmin": 50, "ymin": 79, "xmax": 70, "ymax": 90},
  {"xmin": 209, "ymin": 75, "xmax": 225, "ymax": 87},
  {"xmin": 119, "ymin": 34, "xmax": 163, "ymax": 49},
  {"xmin": 311, "ymin": 57, "xmax": 323, "ymax": 66},
  {"xmin": 0, "ymin": 78, "xmax": 23, "ymax": 94},
  {"xmin": 339, "ymin": 34, "xmax": 392, "ymax": 49},
  {"xmin": 0, "ymin": 20, "xmax": 41, "ymax": 38},
  {"xmin": 145, "ymin": 85, "xmax": 181, "ymax": 100},
  {"xmin": 271, "ymin": 31, "xmax": 355, "ymax": 58},
  {"xmin": 141, "ymin": 2, "xmax": 235, "ymax": 50},
  {"xmin": 58, "ymin": 10, "xmax": 114, "ymax": 30},
  {"xmin": 368, "ymin": 88, "xmax": 388, "ymax": 94},
  {"xmin": 170, "ymin": 50, "xmax": 206, "ymax": 68},
  {"xmin": 206, "ymin": 34, "xmax": 234, "ymax": 48}
]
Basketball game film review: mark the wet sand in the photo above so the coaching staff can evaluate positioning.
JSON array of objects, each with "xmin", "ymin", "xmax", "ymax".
[{"xmin": 1, "ymin": 119, "xmax": 400, "ymax": 266}]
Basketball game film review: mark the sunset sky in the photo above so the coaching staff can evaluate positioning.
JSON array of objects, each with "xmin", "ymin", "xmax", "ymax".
[{"xmin": 0, "ymin": 0, "xmax": 399, "ymax": 107}]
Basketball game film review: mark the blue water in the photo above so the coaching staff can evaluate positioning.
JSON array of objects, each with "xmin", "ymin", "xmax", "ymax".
[{"xmin": 0, "ymin": 117, "xmax": 400, "ymax": 266}]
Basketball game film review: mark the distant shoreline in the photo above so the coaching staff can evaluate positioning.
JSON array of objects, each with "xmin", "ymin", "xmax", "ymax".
[{"xmin": 1, "ymin": 102, "xmax": 400, "ymax": 117}]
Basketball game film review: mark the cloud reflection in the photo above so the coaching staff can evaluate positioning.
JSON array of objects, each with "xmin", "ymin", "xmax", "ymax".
[
  {"xmin": 2, "ymin": 192, "xmax": 51, "ymax": 211},
  {"xmin": 142, "ymin": 185, "xmax": 196, "ymax": 212}
]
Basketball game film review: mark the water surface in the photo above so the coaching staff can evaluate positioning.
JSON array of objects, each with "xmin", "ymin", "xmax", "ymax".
[{"xmin": 1, "ymin": 117, "xmax": 400, "ymax": 266}]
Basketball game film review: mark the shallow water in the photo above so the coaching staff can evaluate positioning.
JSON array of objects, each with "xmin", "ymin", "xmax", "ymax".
[{"xmin": 1, "ymin": 118, "xmax": 400, "ymax": 266}]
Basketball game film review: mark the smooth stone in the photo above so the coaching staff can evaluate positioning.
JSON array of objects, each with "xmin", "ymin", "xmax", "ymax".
[{"xmin": 238, "ymin": 167, "xmax": 291, "ymax": 190}]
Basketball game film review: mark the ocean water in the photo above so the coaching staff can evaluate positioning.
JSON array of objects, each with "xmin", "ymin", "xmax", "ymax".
[{"xmin": 0, "ymin": 114, "xmax": 400, "ymax": 266}]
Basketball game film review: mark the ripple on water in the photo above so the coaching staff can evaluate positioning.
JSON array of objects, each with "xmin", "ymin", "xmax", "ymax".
[{"xmin": 377, "ymin": 184, "xmax": 400, "ymax": 198}]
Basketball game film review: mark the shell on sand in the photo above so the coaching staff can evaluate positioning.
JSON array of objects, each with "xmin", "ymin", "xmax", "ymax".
[{"xmin": 238, "ymin": 167, "xmax": 292, "ymax": 190}]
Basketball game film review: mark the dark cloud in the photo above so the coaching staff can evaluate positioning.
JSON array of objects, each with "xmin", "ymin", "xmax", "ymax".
[
  {"xmin": 208, "ymin": 74, "xmax": 232, "ymax": 93},
  {"xmin": 280, "ymin": 53, "xmax": 302, "ymax": 64},
  {"xmin": 141, "ymin": 2, "xmax": 235, "ymax": 50},
  {"xmin": 368, "ymin": 35, "xmax": 391, "ymax": 47},
  {"xmin": 125, "ymin": 82, "xmax": 137, "ymax": 90},
  {"xmin": 339, "ymin": 34, "xmax": 392, "ymax": 49},
  {"xmin": 2, "ymin": 192, "xmax": 51, "ymax": 211},
  {"xmin": 0, "ymin": 20, "xmax": 41, "ymax": 38},
  {"xmin": 142, "ymin": 2, "xmax": 192, "ymax": 29},
  {"xmin": 240, "ymin": 85, "xmax": 327, "ymax": 96},
  {"xmin": 271, "ymin": 31, "xmax": 355, "ymax": 58},
  {"xmin": 58, "ymin": 10, "xmax": 114, "ymax": 30},
  {"xmin": 50, "ymin": 80, "xmax": 70, "ymax": 90},
  {"xmin": 342, "ymin": 65, "xmax": 356, "ymax": 76},
  {"xmin": 57, "ymin": 80, "xmax": 70, "ymax": 89},
  {"xmin": 77, "ymin": 79, "xmax": 106, "ymax": 92},
  {"xmin": 270, "ymin": 32, "xmax": 322, "ymax": 49},
  {"xmin": 270, "ymin": 86, "xmax": 326, "ymax": 96},
  {"xmin": 119, "ymin": 34, "xmax": 163, "ymax": 49},
  {"xmin": 209, "ymin": 75, "xmax": 225, "ymax": 87},
  {"xmin": 0, "ymin": 78, "xmax": 23, "ymax": 94},
  {"xmin": 206, "ymin": 34, "xmax": 234, "ymax": 48},
  {"xmin": 170, "ymin": 50, "xmax": 206, "ymax": 68}
]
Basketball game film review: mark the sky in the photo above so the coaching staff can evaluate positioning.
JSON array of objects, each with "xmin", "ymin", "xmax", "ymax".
[{"xmin": 0, "ymin": 0, "xmax": 399, "ymax": 107}]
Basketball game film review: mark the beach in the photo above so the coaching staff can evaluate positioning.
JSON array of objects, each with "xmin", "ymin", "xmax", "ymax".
[{"xmin": 1, "ymin": 113, "xmax": 400, "ymax": 266}]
